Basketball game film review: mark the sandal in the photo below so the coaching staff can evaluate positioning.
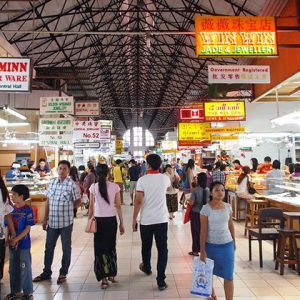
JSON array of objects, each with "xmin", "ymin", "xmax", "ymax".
[
  {"xmin": 33, "ymin": 274, "xmax": 51, "ymax": 282},
  {"xmin": 188, "ymin": 251, "xmax": 199, "ymax": 256},
  {"xmin": 108, "ymin": 277, "xmax": 118, "ymax": 283},
  {"xmin": 209, "ymin": 295, "xmax": 217, "ymax": 300},
  {"xmin": 4, "ymin": 294, "xmax": 17, "ymax": 300},
  {"xmin": 101, "ymin": 279, "xmax": 109, "ymax": 289},
  {"xmin": 57, "ymin": 275, "xmax": 67, "ymax": 284}
]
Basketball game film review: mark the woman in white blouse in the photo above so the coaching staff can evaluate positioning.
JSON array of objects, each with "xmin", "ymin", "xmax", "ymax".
[{"xmin": 236, "ymin": 166, "xmax": 255, "ymax": 200}]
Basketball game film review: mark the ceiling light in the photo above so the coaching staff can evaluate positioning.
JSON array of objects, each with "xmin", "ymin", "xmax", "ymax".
[
  {"xmin": 0, "ymin": 122, "xmax": 29, "ymax": 127},
  {"xmin": 3, "ymin": 139, "xmax": 39, "ymax": 144},
  {"xmin": 271, "ymin": 111, "xmax": 300, "ymax": 126},
  {"xmin": 3, "ymin": 105, "xmax": 27, "ymax": 120},
  {"xmin": 0, "ymin": 118, "xmax": 8, "ymax": 125}
]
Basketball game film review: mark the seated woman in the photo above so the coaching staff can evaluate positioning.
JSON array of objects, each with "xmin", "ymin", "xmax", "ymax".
[{"xmin": 236, "ymin": 166, "xmax": 255, "ymax": 200}]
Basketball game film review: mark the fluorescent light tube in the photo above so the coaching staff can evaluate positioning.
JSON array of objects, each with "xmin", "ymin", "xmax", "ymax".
[
  {"xmin": 0, "ymin": 122, "xmax": 29, "ymax": 127},
  {"xmin": 3, "ymin": 106, "xmax": 27, "ymax": 120},
  {"xmin": 271, "ymin": 111, "xmax": 300, "ymax": 126}
]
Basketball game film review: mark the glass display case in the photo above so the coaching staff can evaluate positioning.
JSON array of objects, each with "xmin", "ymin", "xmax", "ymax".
[{"xmin": 225, "ymin": 173, "xmax": 267, "ymax": 191}]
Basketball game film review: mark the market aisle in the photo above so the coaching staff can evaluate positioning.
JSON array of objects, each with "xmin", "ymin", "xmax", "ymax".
[{"xmin": 1, "ymin": 192, "xmax": 300, "ymax": 300}]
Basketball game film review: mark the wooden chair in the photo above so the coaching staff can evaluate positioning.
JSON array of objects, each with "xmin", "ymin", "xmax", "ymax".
[
  {"xmin": 236, "ymin": 196, "xmax": 247, "ymax": 222},
  {"xmin": 248, "ymin": 207, "xmax": 284, "ymax": 268},
  {"xmin": 244, "ymin": 199, "xmax": 268, "ymax": 236}
]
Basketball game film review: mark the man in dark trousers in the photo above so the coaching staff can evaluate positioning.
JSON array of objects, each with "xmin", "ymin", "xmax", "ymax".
[
  {"xmin": 132, "ymin": 154, "xmax": 171, "ymax": 291},
  {"xmin": 128, "ymin": 159, "xmax": 140, "ymax": 206}
]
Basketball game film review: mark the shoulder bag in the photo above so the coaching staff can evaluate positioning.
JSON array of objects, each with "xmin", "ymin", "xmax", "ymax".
[
  {"xmin": 247, "ymin": 176, "xmax": 256, "ymax": 195},
  {"xmin": 85, "ymin": 217, "xmax": 97, "ymax": 233}
]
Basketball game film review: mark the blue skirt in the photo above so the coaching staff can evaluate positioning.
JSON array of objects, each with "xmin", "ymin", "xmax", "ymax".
[{"xmin": 206, "ymin": 241, "xmax": 234, "ymax": 280}]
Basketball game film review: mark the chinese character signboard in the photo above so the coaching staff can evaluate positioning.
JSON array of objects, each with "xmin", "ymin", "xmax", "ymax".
[
  {"xmin": 40, "ymin": 97, "xmax": 74, "ymax": 115},
  {"xmin": 73, "ymin": 120, "xmax": 101, "ymax": 140},
  {"xmin": 116, "ymin": 139, "xmax": 123, "ymax": 154},
  {"xmin": 0, "ymin": 57, "xmax": 31, "ymax": 92},
  {"xmin": 178, "ymin": 123, "xmax": 211, "ymax": 146},
  {"xmin": 75, "ymin": 101, "xmax": 100, "ymax": 116},
  {"xmin": 208, "ymin": 65, "xmax": 270, "ymax": 83},
  {"xmin": 195, "ymin": 16, "xmax": 278, "ymax": 57},
  {"xmin": 204, "ymin": 101, "xmax": 246, "ymax": 121},
  {"xmin": 100, "ymin": 128, "xmax": 111, "ymax": 143},
  {"xmin": 39, "ymin": 118, "xmax": 73, "ymax": 132}
]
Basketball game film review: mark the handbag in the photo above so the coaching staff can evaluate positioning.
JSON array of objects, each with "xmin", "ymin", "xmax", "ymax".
[
  {"xmin": 247, "ymin": 177, "xmax": 256, "ymax": 195},
  {"xmin": 85, "ymin": 217, "xmax": 97, "ymax": 233},
  {"xmin": 184, "ymin": 203, "xmax": 192, "ymax": 224},
  {"xmin": 172, "ymin": 178, "xmax": 180, "ymax": 189}
]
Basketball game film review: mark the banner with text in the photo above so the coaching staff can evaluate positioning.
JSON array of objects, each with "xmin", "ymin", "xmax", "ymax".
[
  {"xmin": 195, "ymin": 16, "xmax": 277, "ymax": 57},
  {"xmin": 208, "ymin": 65, "xmax": 270, "ymax": 83},
  {"xmin": 205, "ymin": 126, "xmax": 246, "ymax": 134},
  {"xmin": 40, "ymin": 97, "xmax": 74, "ymax": 115},
  {"xmin": 0, "ymin": 57, "xmax": 31, "ymax": 92},
  {"xmin": 73, "ymin": 120, "xmax": 101, "ymax": 140},
  {"xmin": 75, "ymin": 101, "xmax": 100, "ymax": 116},
  {"xmin": 100, "ymin": 128, "xmax": 111, "ymax": 143},
  {"xmin": 100, "ymin": 120, "xmax": 113, "ymax": 130},
  {"xmin": 39, "ymin": 133, "xmax": 73, "ymax": 147},
  {"xmin": 178, "ymin": 123, "xmax": 211, "ymax": 146}
]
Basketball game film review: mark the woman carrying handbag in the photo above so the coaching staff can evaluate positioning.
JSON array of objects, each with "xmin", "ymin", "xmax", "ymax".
[{"xmin": 88, "ymin": 164, "xmax": 125, "ymax": 289}]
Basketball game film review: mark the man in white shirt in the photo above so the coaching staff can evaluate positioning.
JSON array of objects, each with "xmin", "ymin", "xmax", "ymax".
[{"xmin": 132, "ymin": 154, "xmax": 171, "ymax": 291}]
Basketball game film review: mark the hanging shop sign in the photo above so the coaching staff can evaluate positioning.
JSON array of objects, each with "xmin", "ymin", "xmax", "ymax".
[
  {"xmin": 39, "ymin": 133, "xmax": 73, "ymax": 147},
  {"xmin": 208, "ymin": 65, "xmax": 270, "ymax": 84},
  {"xmin": 211, "ymin": 136, "xmax": 239, "ymax": 141},
  {"xmin": 116, "ymin": 139, "xmax": 123, "ymax": 154},
  {"xmin": 39, "ymin": 118, "xmax": 73, "ymax": 132},
  {"xmin": 73, "ymin": 120, "xmax": 101, "ymax": 140},
  {"xmin": 0, "ymin": 57, "xmax": 31, "ymax": 92},
  {"xmin": 74, "ymin": 142, "xmax": 100, "ymax": 148},
  {"xmin": 161, "ymin": 140, "xmax": 178, "ymax": 150},
  {"xmin": 75, "ymin": 101, "xmax": 100, "ymax": 116},
  {"xmin": 100, "ymin": 128, "xmax": 111, "ymax": 143},
  {"xmin": 204, "ymin": 101, "xmax": 245, "ymax": 121},
  {"xmin": 205, "ymin": 126, "xmax": 246, "ymax": 134},
  {"xmin": 195, "ymin": 16, "xmax": 277, "ymax": 57},
  {"xmin": 40, "ymin": 96, "xmax": 74, "ymax": 115},
  {"xmin": 100, "ymin": 120, "xmax": 113, "ymax": 130},
  {"xmin": 179, "ymin": 104, "xmax": 204, "ymax": 122},
  {"xmin": 178, "ymin": 122, "xmax": 211, "ymax": 146}
]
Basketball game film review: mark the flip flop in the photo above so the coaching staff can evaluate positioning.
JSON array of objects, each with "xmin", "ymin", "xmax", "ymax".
[
  {"xmin": 57, "ymin": 275, "xmax": 67, "ymax": 284},
  {"xmin": 33, "ymin": 274, "xmax": 51, "ymax": 282},
  {"xmin": 101, "ymin": 279, "xmax": 109, "ymax": 289},
  {"xmin": 188, "ymin": 251, "xmax": 199, "ymax": 256}
]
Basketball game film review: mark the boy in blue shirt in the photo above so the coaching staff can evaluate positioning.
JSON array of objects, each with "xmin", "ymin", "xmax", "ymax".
[{"xmin": 5, "ymin": 184, "xmax": 35, "ymax": 300}]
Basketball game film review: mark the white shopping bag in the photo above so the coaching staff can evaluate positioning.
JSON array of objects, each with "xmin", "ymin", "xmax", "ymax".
[{"xmin": 191, "ymin": 257, "xmax": 214, "ymax": 298}]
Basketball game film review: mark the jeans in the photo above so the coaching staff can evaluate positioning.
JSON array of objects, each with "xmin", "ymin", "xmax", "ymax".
[
  {"xmin": 140, "ymin": 222, "xmax": 168, "ymax": 286},
  {"xmin": 43, "ymin": 224, "xmax": 73, "ymax": 277},
  {"xmin": 9, "ymin": 248, "xmax": 33, "ymax": 295}
]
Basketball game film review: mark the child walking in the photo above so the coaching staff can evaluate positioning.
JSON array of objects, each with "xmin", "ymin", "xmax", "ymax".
[{"xmin": 5, "ymin": 184, "xmax": 35, "ymax": 300}]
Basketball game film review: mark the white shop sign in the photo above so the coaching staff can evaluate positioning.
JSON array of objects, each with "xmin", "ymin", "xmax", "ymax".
[
  {"xmin": 39, "ymin": 133, "xmax": 73, "ymax": 147},
  {"xmin": 39, "ymin": 117, "xmax": 73, "ymax": 132},
  {"xmin": 75, "ymin": 101, "xmax": 100, "ymax": 116},
  {"xmin": 100, "ymin": 120, "xmax": 113, "ymax": 130},
  {"xmin": 73, "ymin": 120, "xmax": 101, "ymax": 140},
  {"xmin": 40, "ymin": 96, "xmax": 74, "ymax": 115},
  {"xmin": 208, "ymin": 65, "xmax": 270, "ymax": 84},
  {"xmin": 74, "ymin": 142, "xmax": 100, "ymax": 148},
  {"xmin": 100, "ymin": 128, "xmax": 111, "ymax": 143},
  {"xmin": 0, "ymin": 57, "xmax": 31, "ymax": 92}
]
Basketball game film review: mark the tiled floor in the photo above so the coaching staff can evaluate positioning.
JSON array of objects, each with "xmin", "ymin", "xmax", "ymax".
[{"xmin": 1, "ymin": 192, "xmax": 300, "ymax": 299}]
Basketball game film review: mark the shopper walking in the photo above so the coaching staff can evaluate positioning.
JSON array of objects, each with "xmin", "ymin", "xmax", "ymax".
[
  {"xmin": 0, "ymin": 177, "xmax": 15, "ymax": 283},
  {"xmin": 128, "ymin": 159, "xmax": 140, "ymax": 206},
  {"xmin": 164, "ymin": 164, "xmax": 179, "ymax": 220},
  {"xmin": 88, "ymin": 164, "xmax": 125, "ymax": 289},
  {"xmin": 132, "ymin": 154, "xmax": 171, "ymax": 291},
  {"xmin": 200, "ymin": 181, "xmax": 236, "ymax": 300},
  {"xmin": 70, "ymin": 166, "xmax": 82, "ymax": 217},
  {"xmin": 33, "ymin": 160, "xmax": 81, "ymax": 284},
  {"xmin": 113, "ymin": 159, "xmax": 126, "ymax": 205},
  {"xmin": 188, "ymin": 172, "xmax": 209, "ymax": 256},
  {"xmin": 6, "ymin": 184, "xmax": 34, "ymax": 300}
]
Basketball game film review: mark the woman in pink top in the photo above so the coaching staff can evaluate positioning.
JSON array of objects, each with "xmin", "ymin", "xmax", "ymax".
[{"xmin": 88, "ymin": 164, "xmax": 125, "ymax": 289}]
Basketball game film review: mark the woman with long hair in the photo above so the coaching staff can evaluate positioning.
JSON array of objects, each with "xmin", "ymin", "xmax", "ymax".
[
  {"xmin": 250, "ymin": 158, "xmax": 258, "ymax": 173},
  {"xmin": 236, "ymin": 166, "xmax": 254, "ymax": 200},
  {"xmin": 0, "ymin": 177, "xmax": 16, "ymax": 282},
  {"xmin": 70, "ymin": 166, "xmax": 81, "ymax": 217},
  {"xmin": 200, "ymin": 181, "xmax": 236, "ymax": 300},
  {"xmin": 88, "ymin": 164, "xmax": 125, "ymax": 289},
  {"xmin": 188, "ymin": 172, "xmax": 210, "ymax": 256},
  {"xmin": 180, "ymin": 159, "xmax": 195, "ymax": 208}
]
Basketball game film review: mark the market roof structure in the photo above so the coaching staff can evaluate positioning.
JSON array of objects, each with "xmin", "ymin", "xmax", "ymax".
[{"xmin": 0, "ymin": 0, "xmax": 284, "ymax": 134}]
